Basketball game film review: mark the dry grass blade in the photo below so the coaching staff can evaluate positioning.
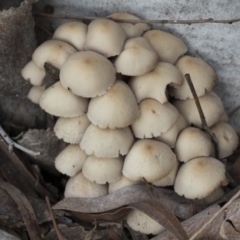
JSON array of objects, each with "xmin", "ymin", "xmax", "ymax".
[
  {"xmin": 0, "ymin": 181, "xmax": 42, "ymax": 240},
  {"xmin": 46, "ymin": 196, "xmax": 67, "ymax": 240},
  {"xmin": 190, "ymin": 190, "xmax": 240, "ymax": 240},
  {"xmin": 84, "ymin": 221, "xmax": 97, "ymax": 240},
  {"xmin": 129, "ymin": 200, "xmax": 189, "ymax": 240}
]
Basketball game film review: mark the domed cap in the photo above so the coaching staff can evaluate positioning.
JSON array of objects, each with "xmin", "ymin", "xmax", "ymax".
[
  {"xmin": 108, "ymin": 175, "xmax": 141, "ymax": 193},
  {"xmin": 87, "ymin": 81, "xmax": 140, "ymax": 129},
  {"xmin": 155, "ymin": 114, "xmax": 188, "ymax": 148},
  {"xmin": 174, "ymin": 157, "xmax": 228, "ymax": 199},
  {"xmin": 175, "ymin": 127, "xmax": 214, "ymax": 163},
  {"xmin": 80, "ymin": 124, "xmax": 134, "ymax": 158},
  {"xmin": 123, "ymin": 139, "xmax": 176, "ymax": 182},
  {"xmin": 60, "ymin": 51, "xmax": 116, "ymax": 98},
  {"xmin": 84, "ymin": 18, "xmax": 126, "ymax": 57},
  {"xmin": 131, "ymin": 99, "xmax": 179, "ymax": 138},
  {"xmin": 152, "ymin": 158, "xmax": 179, "ymax": 187},
  {"xmin": 82, "ymin": 155, "xmax": 124, "ymax": 184},
  {"xmin": 114, "ymin": 38, "xmax": 159, "ymax": 76},
  {"xmin": 53, "ymin": 21, "xmax": 87, "ymax": 50},
  {"xmin": 64, "ymin": 172, "xmax": 108, "ymax": 198},
  {"xmin": 129, "ymin": 62, "xmax": 183, "ymax": 103},
  {"xmin": 107, "ymin": 12, "xmax": 150, "ymax": 38},
  {"xmin": 127, "ymin": 209, "xmax": 165, "ymax": 235},
  {"xmin": 210, "ymin": 122, "xmax": 239, "ymax": 159},
  {"xmin": 27, "ymin": 86, "xmax": 45, "ymax": 105},
  {"xmin": 55, "ymin": 144, "xmax": 87, "ymax": 177},
  {"xmin": 39, "ymin": 81, "xmax": 88, "ymax": 117},
  {"xmin": 21, "ymin": 60, "xmax": 46, "ymax": 86},
  {"xmin": 143, "ymin": 30, "xmax": 187, "ymax": 64},
  {"xmin": 173, "ymin": 91, "xmax": 225, "ymax": 127},
  {"xmin": 32, "ymin": 40, "xmax": 77, "ymax": 70},
  {"xmin": 54, "ymin": 114, "xmax": 90, "ymax": 144},
  {"xmin": 169, "ymin": 56, "xmax": 217, "ymax": 99}
]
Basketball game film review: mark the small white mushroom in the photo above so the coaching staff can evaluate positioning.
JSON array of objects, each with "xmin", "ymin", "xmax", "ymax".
[
  {"xmin": 64, "ymin": 172, "xmax": 108, "ymax": 198},
  {"xmin": 54, "ymin": 114, "xmax": 91, "ymax": 144},
  {"xmin": 27, "ymin": 85, "xmax": 45, "ymax": 104},
  {"xmin": 80, "ymin": 124, "xmax": 134, "ymax": 158},
  {"xmin": 55, "ymin": 144, "xmax": 87, "ymax": 177}
]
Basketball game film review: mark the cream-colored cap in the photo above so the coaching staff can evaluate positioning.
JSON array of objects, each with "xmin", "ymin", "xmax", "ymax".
[
  {"xmin": 80, "ymin": 124, "xmax": 134, "ymax": 158},
  {"xmin": 82, "ymin": 155, "xmax": 124, "ymax": 184},
  {"xmin": 53, "ymin": 21, "xmax": 87, "ymax": 50},
  {"xmin": 39, "ymin": 81, "xmax": 88, "ymax": 117},
  {"xmin": 64, "ymin": 172, "xmax": 108, "ymax": 198},
  {"xmin": 60, "ymin": 51, "xmax": 116, "ymax": 98},
  {"xmin": 169, "ymin": 56, "xmax": 217, "ymax": 99},
  {"xmin": 54, "ymin": 114, "xmax": 90, "ymax": 144},
  {"xmin": 27, "ymin": 85, "xmax": 45, "ymax": 104},
  {"xmin": 87, "ymin": 80, "xmax": 140, "ymax": 129},
  {"xmin": 123, "ymin": 139, "xmax": 176, "ymax": 182},
  {"xmin": 131, "ymin": 99, "xmax": 179, "ymax": 138},
  {"xmin": 129, "ymin": 62, "xmax": 183, "ymax": 103},
  {"xmin": 143, "ymin": 29, "xmax": 187, "ymax": 64},
  {"xmin": 174, "ymin": 157, "xmax": 228, "ymax": 199},
  {"xmin": 55, "ymin": 144, "xmax": 87, "ymax": 177},
  {"xmin": 108, "ymin": 12, "xmax": 150, "ymax": 38},
  {"xmin": 84, "ymin": 18, "xmax": 126, "ymax": 57},
  {"xmin": 32, "ymin": 40, "xmax": 77, "ymax": 70}
]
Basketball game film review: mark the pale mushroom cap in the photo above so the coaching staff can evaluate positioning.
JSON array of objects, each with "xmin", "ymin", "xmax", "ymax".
[
  {"xmin": 87, "ymin": 80, "xmax": 140, "ymax": 129},
  {"xmin": 123, "ymin": 139, "xmax": 176, "ymax": 182},
  {"xmin": 129, "ymin": 62, "xmax": 184, "ymax": 103},
  {"xmin": 155, "ymin": 114, "xmax": 188, "ymax": 148},
  {"xmin": 64, "ymin": 172, "xmax": 108, "ymax": 198},
  {"xmin": 54, "ymin": 114, "xmax": 91, "ymax": 144},
  {"xmin": 82, "ymin": 155, "xmax": 124, "ymax": 184},
  {"xmin": 39, "ymin": 81, "xmax": 89, "ymax": 117},
  {"xmin": 210, "ymin": 122, "xmax": 239, "ymax": 159},
  {"xmin": 32, "ymin": 40, "xmax": 77, "ymax": 70},
  {"xmin": 108, "ymin": 12, "xmax": 150, "ymax": 38},
  {"xmin": 124, "ymin": 37, "xmax": 156, "ymax": 52},
  {"xmin": 169, "ymin": 56, "xmax": 217, "ymax": 99},
  {"xmin": 175, "ymin": 127, "xmax": 214, "ymax": 163},
  {"xmin": 60, "ymin": 51, "xmax": 116, "ymax": 98},
  {"xmin": 27, "ymin": 85, "xmax": 45, "ymax": 104},
  {"xmin": 84, "ymin": 18, "xmax": 126, "ymax": 57},
  {"xmin": 108, "ymin": 176, "xmax": 141, "ymax": 194},
  {"xmin": 55, "ymin": 144, "xmax": 87, "ymax": 177},
  {"xmin": 131, "ymin": 99, "xmax": 179, "ymax": 138},
  {"xmin": 53, "ymin": 21, "xmax": 87, "ymax": 50},
  {"xmin": 152, "ymin": 159, "xmax": 179, "ymax": 187},
  {"xmin": 114, "ymin": 45, "xmax": 159, "ymax": 76},
  {"xmin": 174, "ymin": 157, "xmax": 228, "ymax": 199},
  {"xmin": 219, "ymin": 111, "xmax": 229, "ymax": 123},
  {"xmin": 127, "ymin": 209, "xmax": 165, "ymax": 235},
  {"xmin": 173, "ymin": 91, "xmax": 225, "ymax": 127},
  {"xmin": 143, "ymin": 30, "xmax": 187, "ymax": 64},
  {"xmin": 80, "ymin": 124, "xmax": 134, "ymax": 158},
  {"xmin": 21, "ymin": 60, "xmax": 46, "ymax": 86}
]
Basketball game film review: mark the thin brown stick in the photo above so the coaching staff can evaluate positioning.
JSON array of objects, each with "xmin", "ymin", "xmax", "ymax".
[
  {"xmin": 185, "ymin": 74, "xmax": 219, "ymax": 158},
  {"xmin": 45, "ymin": 196, "xmax": 67, "ymax": 240},
  {"xmin": 35, "ymin": 22, "xmax": 53, "ymax": 36},
  {"xmin": 33, "ymin": 12, "xmax": 240, "ymax": 25},
  {"xmin": 229, "ymin": 105, "xmax": 240, "ymax": 118}
]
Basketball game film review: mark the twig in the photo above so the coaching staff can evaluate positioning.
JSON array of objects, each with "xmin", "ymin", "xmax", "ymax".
[
  {"xmin": 229, "ymin": 105, "xmax": 240, "ymax": 118},
  {"xmin": 45, "ymin": 196, "xmax": 67, "ymax": 240},
  {"xmin": 35, "ymin": 22, "xmax": 53, "ymax": 36},
  {"xmin": 0, "ymin": 125, "xmax": 40, "ymax": 157},
  {"xmin": 185, "ymin": 74, "xmax": 219, "ymax": 158},
  {"xmin": 142, "ymin": 178, "xmax": 157, "ymax": 200},
  {"xmin": 190, "ymin": 190, "xmax": 240, "ymax": 240},
  {"xmin": 185, "ymin": 74, "xmax": 237, "ymax": 188},
  {"xmin": 33, "ymin": 12, "xmax": 240, "ymax": 25}
]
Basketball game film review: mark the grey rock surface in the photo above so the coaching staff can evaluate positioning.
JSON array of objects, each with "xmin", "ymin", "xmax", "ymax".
[{"xmin": 34, "ymin": 0, "xmax": 240, "ymax": 130}]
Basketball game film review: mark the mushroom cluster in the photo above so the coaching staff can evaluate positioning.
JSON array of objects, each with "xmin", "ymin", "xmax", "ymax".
[{"xmin": 21, "ymin": 12, "xmax": 239, "ymax": 235}]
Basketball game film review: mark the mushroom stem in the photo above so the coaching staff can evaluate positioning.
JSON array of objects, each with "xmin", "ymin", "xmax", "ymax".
[
  {"xmin": 0, "ymin": 125, "xmax": 40, "ymax": 157},
  {"xmin": 185, "ymin": 73, "xmax": 219, "ymax": 158},
  {"xmin": 185, "ymin": 74, "xmax": 237, "ymax": 188}
]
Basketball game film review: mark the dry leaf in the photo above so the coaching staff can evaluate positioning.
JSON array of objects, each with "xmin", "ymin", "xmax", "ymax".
[{"xmin": 53, "ymin": 184, "xmax": 196, "ymax": 220}]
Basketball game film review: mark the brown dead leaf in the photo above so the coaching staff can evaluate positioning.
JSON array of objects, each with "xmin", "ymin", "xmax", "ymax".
[
  {"xmin": 53, "ymin": 184, "xmax": 196, "ymax": 220},
  {"xmin": 0, "ymin": 181, "xmax": 42, "ymax": 240},
  {"xmin": 129, "ymin": 200, "xmax": 188, "ymax": 240}
]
